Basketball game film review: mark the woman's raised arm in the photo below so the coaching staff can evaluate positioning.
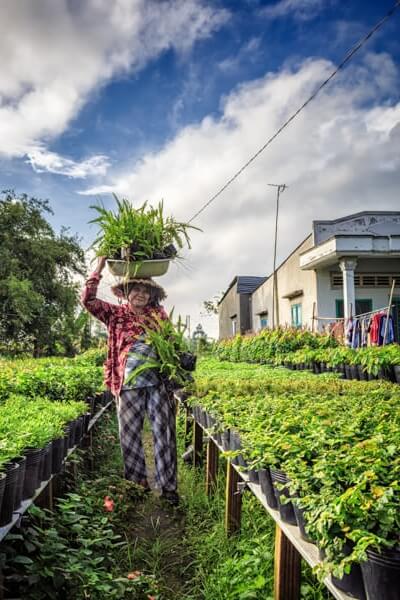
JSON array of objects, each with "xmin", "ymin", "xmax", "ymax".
[{"xmin": 81, "ymin": 257, "xmax": 118, "ymax": 325}]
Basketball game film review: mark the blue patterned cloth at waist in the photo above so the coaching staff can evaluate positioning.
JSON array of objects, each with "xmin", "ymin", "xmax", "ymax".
[{"xmin": 122, "ymin": 339, "xmax": 160, "ymax": 389}]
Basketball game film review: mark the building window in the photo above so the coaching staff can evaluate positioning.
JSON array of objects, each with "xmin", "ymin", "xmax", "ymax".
[
  {"xmin": 291, "ymin": 303, "xmax": 302, "ymax": 328},
  {"xmin": 259, "ymin": 312, "xmax": 268, "ymax": 329},
  {"xmin": 331, "ymin": 272, "xmax": 400, "ymax": 289},
  {"xmin": 335, "ymin": 299, "xmax": 372, "ymax": 318},
  {"xmin": 231, "ymin": 317, "xmax": 237, "ymax": 335}
]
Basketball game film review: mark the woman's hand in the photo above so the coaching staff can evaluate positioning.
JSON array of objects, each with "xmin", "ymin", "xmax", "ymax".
[{"xmin": 94, "ymin": 256, "xmax": 107, "ymax": 275}]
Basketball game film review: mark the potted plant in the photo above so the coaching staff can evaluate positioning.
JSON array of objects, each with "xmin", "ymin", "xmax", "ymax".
[{"xmin": 90, "ymin": 196, "xmax": 200, "ymax": 277}]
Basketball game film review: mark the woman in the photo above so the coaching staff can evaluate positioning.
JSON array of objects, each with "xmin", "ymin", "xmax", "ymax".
[{"xmin": 81, "ymin": 256, "xmax": 179, "ymax": 506}]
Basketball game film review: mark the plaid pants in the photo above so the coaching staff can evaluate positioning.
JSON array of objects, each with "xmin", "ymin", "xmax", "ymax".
[{"xmin": 117, "ymin": 385, "xmax": 177, "ymax": 492}]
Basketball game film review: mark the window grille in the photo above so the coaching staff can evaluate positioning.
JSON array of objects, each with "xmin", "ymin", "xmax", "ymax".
[{"xmin": 331, "ymin": 273, "xmax": 400, "ymax": 289}]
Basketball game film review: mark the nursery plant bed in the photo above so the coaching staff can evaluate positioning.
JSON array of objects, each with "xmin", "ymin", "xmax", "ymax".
[
  {"xmin": 0, "ymin": 399, "xmax": 113, "ymax": 544},
  {"xmin": 106, "ymin": 257, "xmax": 171, "ymax": 278},
  {"xmin": 193, "ymin": 417, "xmax": 356, "ymax": 600}
]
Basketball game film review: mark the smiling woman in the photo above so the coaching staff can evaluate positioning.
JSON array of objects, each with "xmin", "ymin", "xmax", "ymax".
[{"xmin": 81, "ymin": 256, "xmax": 180, "ymax": 506}]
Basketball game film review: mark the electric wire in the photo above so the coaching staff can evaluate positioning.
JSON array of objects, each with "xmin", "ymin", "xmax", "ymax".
[{"xmin": 187, "ymin": 0, "xmax": 400, "ymax": 224}]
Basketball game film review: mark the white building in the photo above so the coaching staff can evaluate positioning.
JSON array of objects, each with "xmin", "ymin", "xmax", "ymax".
[{"xmin": 219, "ymin": 212, "xmax": 400, "ymax": 339}]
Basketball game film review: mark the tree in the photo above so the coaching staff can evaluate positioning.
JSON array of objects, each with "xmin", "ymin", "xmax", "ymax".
[
  {"xmin": 0, "ymin": 190, "xmax": 86, "ymax": 356},
  {"xmin": 202, "ymin": 294, "xmax": 222, "ymax": 316}
]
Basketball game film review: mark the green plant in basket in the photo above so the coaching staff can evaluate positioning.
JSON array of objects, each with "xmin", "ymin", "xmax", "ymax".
[{"xmin": 90, "ymin": 195, "xmax": 200, "ymax": 260}]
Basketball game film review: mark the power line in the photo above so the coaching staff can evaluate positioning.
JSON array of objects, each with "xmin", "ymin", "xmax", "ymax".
[{"xmin": 187, "ymin": 0, "xmax": 400, "ymax": 224}]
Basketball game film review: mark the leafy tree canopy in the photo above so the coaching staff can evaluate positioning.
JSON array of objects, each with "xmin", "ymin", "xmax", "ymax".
[{"xmin": 0, "ymin": 190, "xmax": 87, "ymax": 356}]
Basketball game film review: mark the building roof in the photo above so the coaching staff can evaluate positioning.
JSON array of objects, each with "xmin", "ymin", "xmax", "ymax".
[{"xmin": 219, "ymin": 275, "xmax": 267, "ymax": 304}]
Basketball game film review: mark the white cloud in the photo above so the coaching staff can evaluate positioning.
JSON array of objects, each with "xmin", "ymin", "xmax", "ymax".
[
  {"xmin": 26, "ymin": 147, "xmax": 110, "ymax": 178},
  {"xmin": 80, "ymin": 53, "xmax": 400, "ymax": 338},
  {"xmin": 0, "ymin": 0, "xmax": 229, "ymax": 173},
  {"xmin": 260, "ymin": 0, "xmax": 329, "ymax": 21}
]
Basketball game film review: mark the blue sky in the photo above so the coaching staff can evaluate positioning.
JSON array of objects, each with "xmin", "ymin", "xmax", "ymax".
[{"xmin": 1, "ymin": 0, "xmax": 399, "ymax": 335}]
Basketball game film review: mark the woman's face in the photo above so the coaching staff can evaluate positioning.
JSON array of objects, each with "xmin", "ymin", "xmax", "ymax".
[{"xmin": 128, "ymin": 284, "xmax": 151, "ymax": 310}]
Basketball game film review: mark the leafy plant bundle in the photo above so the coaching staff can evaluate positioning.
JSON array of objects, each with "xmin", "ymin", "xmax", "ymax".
[
  {"xmin": 90, "ymin": 195, "xmax": 200, "ymax": 260},
  {"xmin": 125, "ymin": 313, "xmax": 195, "ymax": 389}
]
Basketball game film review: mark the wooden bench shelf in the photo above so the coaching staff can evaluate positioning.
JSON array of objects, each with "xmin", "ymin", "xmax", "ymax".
[{"xmin": 189, "ymin": 409, "xmax": 354, "ymax": 600}]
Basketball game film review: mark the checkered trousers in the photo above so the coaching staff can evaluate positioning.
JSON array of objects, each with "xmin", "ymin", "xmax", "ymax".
[{"xmin": 117, "ymin": 385, "xmax": 177, "ymax": 492}]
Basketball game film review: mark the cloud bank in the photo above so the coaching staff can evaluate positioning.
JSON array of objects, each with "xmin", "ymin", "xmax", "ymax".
[
  {"xmin": 83, "ymin": 53, "xmax": 400, "ymax": 337},
  {"xmin": 0, "ymin": 0, "xmax": 228, "ymax": 175}
]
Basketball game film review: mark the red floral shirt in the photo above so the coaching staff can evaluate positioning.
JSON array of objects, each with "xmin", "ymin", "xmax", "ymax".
[{"xmin": 81, "ymin": 272, "xmax": 168, "ymax": 396}]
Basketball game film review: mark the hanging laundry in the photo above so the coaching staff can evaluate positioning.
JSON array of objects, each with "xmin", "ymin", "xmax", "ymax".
[
  {"xmin": 351, "ymin": 318, "xmax": 362, "ymax": 349},
  {"xmin": 345, "ymin": 317, "xmax": 353, "ymax": 347},
  {"xmin": 379, "ymin": 314, "xmax": 395, "ymax": 345}
]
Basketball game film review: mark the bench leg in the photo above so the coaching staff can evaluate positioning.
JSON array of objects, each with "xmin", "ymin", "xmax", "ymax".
[
  {"xmin": 206, "ymin": 437, "xmax": 219, "ymax": 495},
  {"xmin": 274, "ymin": 524, "xmax": 301, "ymax": 600},
  {"xmin": 225, "ymin": 460, "xmax": 242, "ymax": 536}
]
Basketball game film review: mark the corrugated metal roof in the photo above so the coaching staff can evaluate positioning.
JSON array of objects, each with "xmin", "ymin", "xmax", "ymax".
[{"xmin": 237, "ymin": 276, "xmax": 267, "ymax": 294}]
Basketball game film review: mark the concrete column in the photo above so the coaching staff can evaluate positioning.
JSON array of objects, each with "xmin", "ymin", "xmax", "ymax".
[{"xmin": 339, "ymin": 258, "xmax": 357, "ymax": 320}]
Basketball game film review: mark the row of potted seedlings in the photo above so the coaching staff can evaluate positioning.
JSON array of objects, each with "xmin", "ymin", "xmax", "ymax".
[
  {"xmin": 0, "ymin": 392, "xmax": 108, "ymax": 531},
  {"xmin": 191, "ymin": 359, "xmax": 400, "ymax": 600},
  {"xmin": 215, "ymin": 329, "xmax": 400, "ymax": 384},
  {"xmin": 281, "ymin": 345, "xmax": 400, "ymax": 384}
]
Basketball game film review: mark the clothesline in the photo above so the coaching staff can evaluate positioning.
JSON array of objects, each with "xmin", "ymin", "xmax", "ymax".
[{"xmin": 312, "ymin": 304, "xmax": 394, "ymax": 322}]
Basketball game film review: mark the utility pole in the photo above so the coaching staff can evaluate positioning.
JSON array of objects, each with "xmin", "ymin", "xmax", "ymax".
[
  {"xmin": 186, "ymin": 315, "xmax": 191, "ymax": 339},
  {"xmin": 268, "ymin": 184, "xmax": 287, "ymax": 329}
]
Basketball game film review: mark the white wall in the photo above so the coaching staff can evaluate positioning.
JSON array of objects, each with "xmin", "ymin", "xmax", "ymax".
[{"xmin": 252, "ymin": 236, "xmax": 317, "ymax": 330}]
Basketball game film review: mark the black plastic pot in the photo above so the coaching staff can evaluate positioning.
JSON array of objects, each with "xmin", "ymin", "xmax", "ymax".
[
  {"xmin": 292, "ymin": 503, "xmax": 313, "ymax": 543},
  {"xmin": 63, "ymin": 427, "xmax": 70, "ymax": 459},
  {"xmin": 74, "ymin": 417, "xmax": 83, "ymax": 446},
  {"xmin": 14, "ymin": 456, "xmax": 26, "ymax": 512},
  {"xmin": 205, "ymin": 412, "xmax": 215, "ymax": 430},
  {"xmin": 269, "ymin": 468, "xmax": 297, "ymax": 525},
  {"xmin": 350, "ymin": 365, "xmax": 359, "ymax": 380},
  {"xmin": 325, "ymin": 543, "xmax": 366, "ymax": 600},
  {"xmin": 345, "ymin": 364, "xmax": 352, "ymax": 379},
  {"xmin": 191, "ymin": 405, "xmax": 201, "ymax": 423},
  {"xmin": 22, "ymin": 448, "xmax": 43, "ymax": 500},
  {"xmin": 51, "ymin": 438, "xmax": 64, "ymax": 474},
  {"xmin": 0, "ymin": 472, "xmax": 6, "ymax": 517},
  {"xmin": 83, "ymin": 412, "xmax": 91, "ymax": 434},
  {"xmin": 383, "ymin": 366, "xmax": 395, "ymax": 383},
  {"xmin": 248, "ymin": 469, "xmax": 259, "ymax": 484},
  {"xmin": 86, "ymin": 395, "xmax": 95, "ymax": 415},
  {"xmin": 357, "ymin": 365, "xmax": 367, "ymax": 381},
  {"xmin": 67, "ymin": 420, "xmax": 76, "ymax": 448},
  {"xmin": 337, "ymin": 363, "xmax": 345, "ymax": 378},
  {"xmin": 320, "ymin": 362, "xmax": 326, "ymax": 373},
  {"xmin": 361, "ymin": 547, "xmax": 400, "ymax": 600},
  {"xmin": 229, "ymin": 430, "xmax": 242, "ymax": 467},
  {"xmin": 40, "ymin": 442, "xmax": 52, "ymax": 483},
  {"xmin": 0, "ymin": 462, "xmax": 20, "ymax": 526},
  {"xmin": 221, "ymin": 430, "xmax": 230, "ymax": 452},
  {"xmin": 319, "ymin": 546, "xmax": 366, "ymax": 600},
  {"xmin": 378, "ymin": 368, "xmax": 386, "ymax": 381},
  {"xmin": 258, "ymin": 468, "xmax": 278, "ymax": 509},
  {"xmin": 394, "ymin": 365, "xmax": 400, "ymax": 384}
]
